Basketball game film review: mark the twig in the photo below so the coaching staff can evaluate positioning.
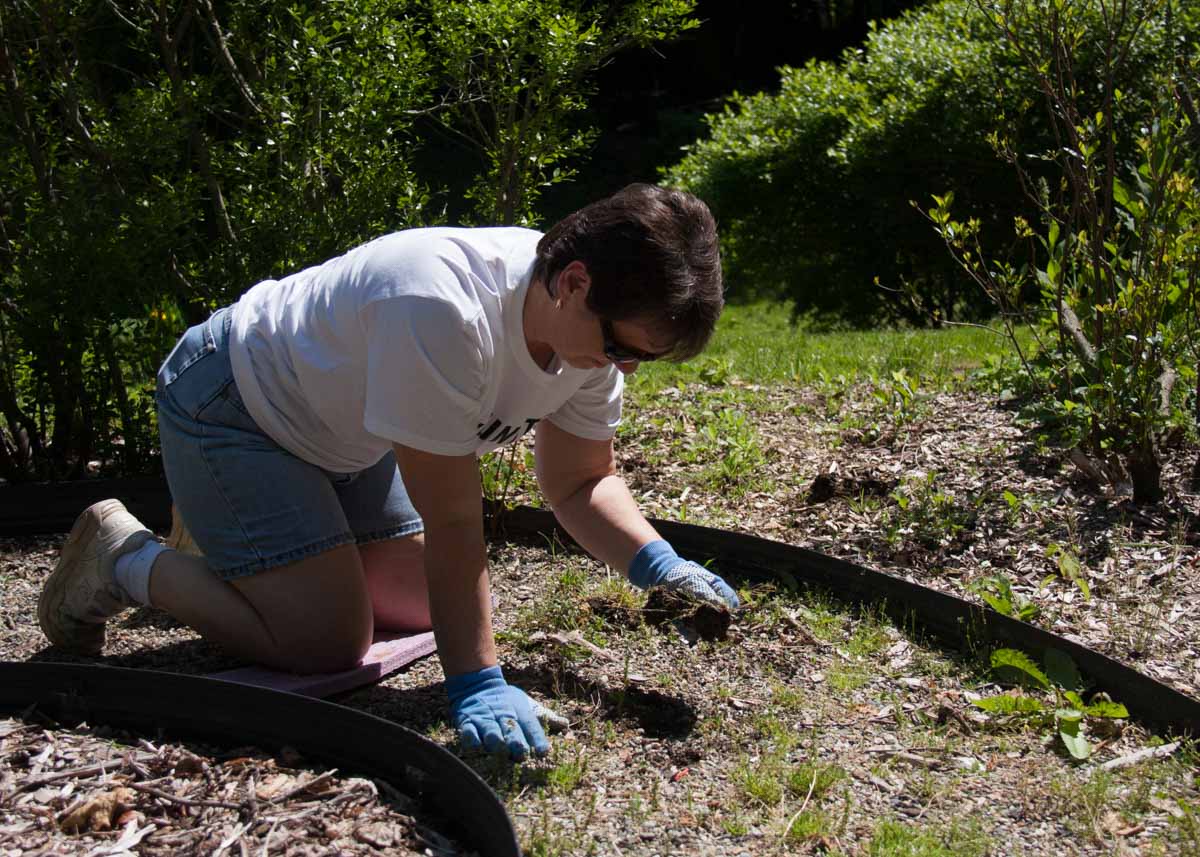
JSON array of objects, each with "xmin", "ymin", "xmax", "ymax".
[
  {"xmin": 260, "ymin": 820, "xmax": 279, "ymax": 857},
  {"xmin": 269, "ymin": 769, "xmax": 338, "ymax": 804},
  {"xmin": 529, "ymin": 630, "xmax": 616, "ymax": 662},
  {"xmin": 1099, "ymin": 741, "xmax": 1180, "ymax": 771},
  {"xmin": 127, "ymin": 780, "xmax": 244, "ymax": 811},
  {"xmin": 12, "ymin": 753, "xmax": 155, "ymax": 795},
  {"xmin": 782, "ymin": 770, "xmax": 818, "ymax": 843}
]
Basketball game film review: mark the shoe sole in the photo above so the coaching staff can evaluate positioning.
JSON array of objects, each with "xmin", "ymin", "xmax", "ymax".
[{"xmin": 37, "ymin": 502, "xmax": 110, "ymax": 655}]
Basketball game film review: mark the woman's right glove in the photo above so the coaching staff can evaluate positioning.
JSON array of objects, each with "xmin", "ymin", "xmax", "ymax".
[
  {"xmin": 445, "ymin": 666, "xmax": 553, "ymax": 760},
  {"xmin": 627, "ymin": 539, "xmax": 740, "ymax": 609}
]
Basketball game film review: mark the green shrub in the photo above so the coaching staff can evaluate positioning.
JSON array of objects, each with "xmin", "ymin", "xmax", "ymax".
[{"xmin": 665, "ymin": 0, "xmax": 1195, "ymax": 326}]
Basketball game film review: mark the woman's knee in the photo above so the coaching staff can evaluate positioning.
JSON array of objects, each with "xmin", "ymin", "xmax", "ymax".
[{"xmin": 232, "ymin": 544, "xmax": 375, "ymax": 673}]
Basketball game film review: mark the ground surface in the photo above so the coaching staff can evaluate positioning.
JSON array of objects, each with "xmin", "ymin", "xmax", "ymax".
[{"xmin": 3, "ymin": 382, "xmax": 1200, "ymax": 855}]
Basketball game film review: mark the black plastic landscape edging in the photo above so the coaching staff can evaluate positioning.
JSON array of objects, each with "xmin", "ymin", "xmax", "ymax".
[
  {"xmin": 491, "ymin": 504, "xmax": 1200, "ymax": 737},
  {"xmin": 4, "ymin": 477, "xmax": 1200, "ymax": 736},
  {"xmin": 0, "ymin": 661, "xmax": 521, "ymax": 857}
]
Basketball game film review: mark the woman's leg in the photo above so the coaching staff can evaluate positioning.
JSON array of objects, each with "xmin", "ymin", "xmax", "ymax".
[
  {"xmin": 359, "ymin": 533, "xmax": 431, "ymax": 632},
  {"xmin": 148, "ymin": 543, "xmax": 373, "ymax": 674},
  {"xmin": 150, "ymin": 306, "xmax": 378, "ymax": 673}
]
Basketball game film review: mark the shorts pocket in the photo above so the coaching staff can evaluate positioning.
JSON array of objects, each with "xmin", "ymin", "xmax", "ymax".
[{"xmin": 157, "ymin": 311, "xmax": 238, "ymax": 421}]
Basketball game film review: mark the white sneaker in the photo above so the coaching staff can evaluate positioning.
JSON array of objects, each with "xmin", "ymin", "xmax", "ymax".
[{"xmin": 38, "ymin": 499, "xmax": 155, "ymax": 654}]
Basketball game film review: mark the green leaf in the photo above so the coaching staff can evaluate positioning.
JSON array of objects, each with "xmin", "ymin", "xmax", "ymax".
[
  {"xmin": 981, "ymin": 593, "xmax": 1014, "ymax": 616},
  {"xmin": 991, "ymin": 648, "xmax": 1052, "ymax": 690},
  {"xmin": 1044, "ymin": 648, "xmax": 1084, "ymax": 691},
  {"xmin": 1059, "ymin": 718, "xmax": 1091, "ymax": 760},
  {"xmin": 972, "ymin": 695, "xmax": 1046, "ymax": 715},
  {"xmin": 1085, "ymin": 701, "xmax": 1129, "ymax": 719}
]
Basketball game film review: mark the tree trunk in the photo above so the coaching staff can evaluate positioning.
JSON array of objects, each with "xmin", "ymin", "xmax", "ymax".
[{"xmin": 1126, "ymin": 437, "xmax": 1164, "ymax": 505}]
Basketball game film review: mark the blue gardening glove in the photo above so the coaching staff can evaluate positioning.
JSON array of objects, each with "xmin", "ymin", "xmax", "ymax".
[
  {"xmin": 445, "ymin": 666, "xmax": 552, "ymax": 760},
  {"xmin": 628, "ymin": 540, "xmax": 740, "ymax": 609}
]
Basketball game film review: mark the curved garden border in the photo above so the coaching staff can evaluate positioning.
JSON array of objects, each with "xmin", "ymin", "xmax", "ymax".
[
  {"xmin": 0, "ymin": 661, "xmax": 521, "ymax": 857},
  {"xmin": 2, "ymin": 477, "xmax": 1198, "ymax": 733},
  {"xmin": 492, "ymin": 504, "xmax": 1200, "ymax": 737}
]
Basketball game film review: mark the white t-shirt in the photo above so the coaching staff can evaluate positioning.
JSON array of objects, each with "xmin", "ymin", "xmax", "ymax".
[{"xmin": 227, "ymin": 227, "xmax": 623, "ymax": 472}]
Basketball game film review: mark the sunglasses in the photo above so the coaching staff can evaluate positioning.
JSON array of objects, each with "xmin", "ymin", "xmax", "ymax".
[{"xmin": 600, "ymin": 318, "xmax": 665, "ymax": 365}]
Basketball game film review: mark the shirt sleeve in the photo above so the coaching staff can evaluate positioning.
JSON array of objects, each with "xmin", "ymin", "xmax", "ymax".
[
  {"xmin": 361, "ymin": 296, "xmax": 489, "ymax": 455},
  {"xmin": 547, "ymin": 365, "xmax": 624, "ymax": 441}
]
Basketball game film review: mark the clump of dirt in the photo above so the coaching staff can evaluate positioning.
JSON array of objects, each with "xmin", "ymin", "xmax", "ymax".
[
  {"xmin": 642, "ymin": 587, "xmax": 732, "ymax": 642},
  {"xmin": 585, "ymin": 594, "xmax": 643, "ymax": 630}
]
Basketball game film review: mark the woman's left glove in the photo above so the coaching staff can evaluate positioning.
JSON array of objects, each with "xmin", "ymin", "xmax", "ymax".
[
  {"xmin": 627, "ymin": 540, "xmax": 739, "ymax": 609},
  {"xmin": 445, "ymin": 666, "xmax": 555, "ymax": 760}
]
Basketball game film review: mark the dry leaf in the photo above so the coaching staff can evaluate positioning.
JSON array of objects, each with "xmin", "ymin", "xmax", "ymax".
[
  {"xmin": 59, "ymin": 787, "xmax": 134, "ymax": 834},
  {"xmin": 255, "ymin": 773, "xmax": 295, "ymax": 801}
]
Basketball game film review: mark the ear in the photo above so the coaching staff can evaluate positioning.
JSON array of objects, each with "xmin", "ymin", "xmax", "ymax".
[{"xmin": 557, "ymin": 260, "xmax": 592, "ymax": 301}]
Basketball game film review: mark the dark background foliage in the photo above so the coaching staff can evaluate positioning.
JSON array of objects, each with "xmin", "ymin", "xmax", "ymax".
[{"xmin": 2, "ymin": 0, "xmax": 1194, "ymax": 483}]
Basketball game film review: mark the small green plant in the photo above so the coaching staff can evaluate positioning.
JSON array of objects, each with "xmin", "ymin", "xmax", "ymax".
[
  {"xmin": 545, "ymin": 746, "xmax": 589, "ymax": 795},
  {"xmin": 479, "ymin": 442, "xmax": 538, "ymax": 511},
  {"xmin": 1171, "ymin": 798, "xmax": 1200, "ymax": 852},
  {"xmin": 1045, "ymin": 542, "xmax": 1091, "ymax": 601},
  {"xmin": 872, "ymin": 368, "xmax": 923, "ymax": 426},
  {"xmin": 972, "ymin": 648, "xmax": 1128, "ymax": 760},
  {"xmin": 969, "ymin": 573, "xmax": 1040, "ymax": 621},
  {"xmin": 868, "ymin": 817, "xmax": 992, "ymax": 856},
  {"xmin": 1001, "ymin": 489, "xmax": 1023, "ymax": 524},
  {"xmin": 888, "ymin": 472, "xmax": 974, "ymax": 548},
  {"xmin": 721, "ymin": 814, "xmax": 750, "ymax": 836},
  {"xmin": 697, "ymin": 408, "xmax": 766, "ymax": 492}
]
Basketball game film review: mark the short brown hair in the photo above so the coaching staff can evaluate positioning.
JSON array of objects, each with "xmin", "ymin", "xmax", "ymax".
[{"xmin": 533, "ymin": 184, "xmax": 723, "ymax": 361}]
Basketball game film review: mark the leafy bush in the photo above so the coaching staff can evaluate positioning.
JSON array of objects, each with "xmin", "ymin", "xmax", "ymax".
[
  {"xmin": 0, "ymin": 0, "xmax": 696, "ymax": 480},
  {"xmin": 665, "ymin": 0, "xmax": 1196, "ymax": 326},
  {"xmin": 0, "ymin": 0, "xmax": 434, "ymax": 479},
  {"xmin": 925, "ymin": 0, "xmax": 1199, "ymax": 503}
]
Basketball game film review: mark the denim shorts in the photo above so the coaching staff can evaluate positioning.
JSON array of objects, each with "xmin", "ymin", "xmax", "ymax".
[{"xmin": 155, "ymin": 306, "xmax": 424, "ymax": 580}]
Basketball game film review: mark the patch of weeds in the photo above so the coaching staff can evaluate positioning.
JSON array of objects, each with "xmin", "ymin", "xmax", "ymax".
[
  {"xmin": 847, "ymin": 606, "xmax": 891, "ymax": 658},
  {"xmin": 793, "ymin": 595, "xmax": 845, "ymax": 643},
  {"xmin": 508, "ymin": 562, "xmax": 594, "ymax": 641},
  {"xmin": 479, "ymin": 440, "xmax": 538, "ymax": 510},
  {"xmin": 769, "ymin": 680, "xmax": 805, "ymax": 713},
  {"xmin": 783, "ymin": 806, "xmax": 837, "ymax": 846},
  {"xmin": 522, "ymin": 797, "xmax": 586, "ymax": 857},
  {"xmin": 698, "ymin": 408, "xmax": 767, "ymax": 494},
  {"xmin": 544, "ymin": 745, "xmax": 589, "ymax": 796},
  {"xmin": 736, "ymin": 755, "xmax": 788, "ymax": 807},
  {"xmin": 867, "ymin": 817, "xmax": 992, "ymax": 856},
  {"xmin": 827, "ymin": 662, "xmax": 872, "ymax": 693},
  {"xmin": 721, "ymin": 814, "xmax": 751, "ymax": 836},
  {"xmin": 886, "ymin": 471, "xmax": 976, "ymax": 550},
  {"xmin": 972, "ymin": 648, "xmax": 1128, "ymax": 761},
  {"xmin": 751, "ymin": 714, "xmax": 799, "ymax": 754},
  {"xmin": 871, "ymin": 368, "xmax": 925, "ymax": 428},
  {"xmin": 969, "ymin": 573, "xmax": 1040, "ymax": 622},
  {"xmin": 1050, "ymin": 768, "xmax": 1117, "ymax": 843},
  {"xmin": 1171, "ymin": 798, "xmax": 1200, "ymax": 853},
  {"xmin": 787, "ymin": 761, "xmax": 847, "ymax": 801}
]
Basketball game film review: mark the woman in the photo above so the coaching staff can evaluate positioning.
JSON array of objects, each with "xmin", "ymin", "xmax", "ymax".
[{"xmin": 39, "ymin": 183, "xmax": 739, "ymax": 760}]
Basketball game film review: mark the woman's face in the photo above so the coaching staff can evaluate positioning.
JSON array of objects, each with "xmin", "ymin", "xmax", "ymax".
[{"xmin": 549, "ymin": 262, "xmax": 672, "ymax": 374}]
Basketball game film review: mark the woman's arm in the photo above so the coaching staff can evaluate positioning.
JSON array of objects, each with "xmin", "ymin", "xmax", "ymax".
[
  {"xmin": 391, "ymin": 444, "xmax": 494, "ymax": 676},
  {"xmin": 393, "ymin": 442, "xmax": 551, "ymax": 759},
  {"xmin": 533, "ymin": 420, "xmax": 659, "ymax": 570},
  {"xmin": 534, "ymin": 421, "xmax": 739, "ymax": 608}
]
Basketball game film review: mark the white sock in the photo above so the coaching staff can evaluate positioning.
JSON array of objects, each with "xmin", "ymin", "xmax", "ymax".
[{"xmin": 114, "ymin": 540, "xmax": 169, "ymax": 606}]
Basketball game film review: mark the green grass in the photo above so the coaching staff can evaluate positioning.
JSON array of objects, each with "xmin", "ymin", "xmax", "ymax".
[{"xmin": 628, "ymin": 301, "xmax": 1029, "ymax": 395}]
